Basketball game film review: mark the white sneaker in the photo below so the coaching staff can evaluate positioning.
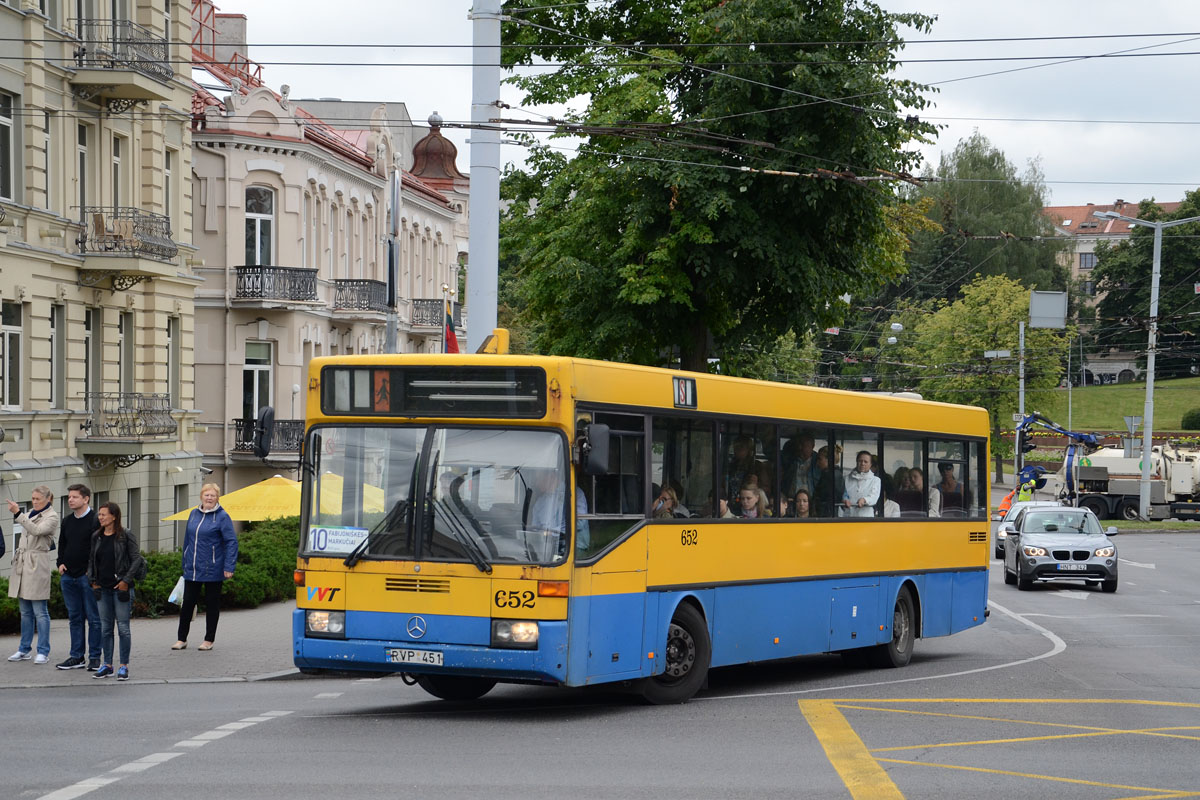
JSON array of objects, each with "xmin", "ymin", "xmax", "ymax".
[
  {"xmin": 34, "ymin": 654, "xmax": 49, "ymax": 665},
  {"xmin": 7, "ymin": 651, "xmax": 31, "ymax": 662}
]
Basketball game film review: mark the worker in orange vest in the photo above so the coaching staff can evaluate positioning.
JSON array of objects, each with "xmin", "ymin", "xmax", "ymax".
[{"xmin": 997, "ymin": 488, "xmax": 1016, "ymax": 515}]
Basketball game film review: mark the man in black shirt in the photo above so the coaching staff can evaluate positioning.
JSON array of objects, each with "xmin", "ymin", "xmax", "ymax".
[{"xmin": 56, "ymin": 484, "xmax": 100, "ymax": 671}]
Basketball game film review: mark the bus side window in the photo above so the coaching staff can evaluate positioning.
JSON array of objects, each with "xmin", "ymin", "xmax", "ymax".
[{"xmin": 651, "ymin": 416, "xmax": 714, "ymax": 520}]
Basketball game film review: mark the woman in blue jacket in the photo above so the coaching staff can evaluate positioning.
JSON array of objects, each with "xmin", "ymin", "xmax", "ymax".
[{"xmin": 172, "ymin": 483, "xmax": 237, "ymax": 651}]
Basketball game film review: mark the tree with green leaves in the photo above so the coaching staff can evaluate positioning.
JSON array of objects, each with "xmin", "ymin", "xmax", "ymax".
[
  {"xmin": 897, "ymin": 133, "xmax": 1070, "ymax": 304},
  {"xmin": 878, "ymin": 275, "xmax": 1071, "ymax": 441},
  {"xmin": 499, "ymin": 0, "xmax": 938, "ymax": 370},
  {"xmin": 1093, "ymin": 192, "xmax": 1200, "ymax": 379}
]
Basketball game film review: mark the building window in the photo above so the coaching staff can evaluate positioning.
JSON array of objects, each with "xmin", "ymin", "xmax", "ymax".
[
  {"xmin": 242, "ymin": 341, "xmax": 272, "ymax": 423},
  {"xmin": 111, "ymin": 135, "xmax": 122, "ymax": 207},
  {"xmin": 1, "ymin": 302, "xmax": 22, "ymax": 408},
  {"xmin": 84, "ymin": 308, "xmax": 97, "ymax": 397},
  {"xmin": 1079, "ymin": 252, "xmax": 1097, "ymax": 271},
  {"xmin": 328, "ymin": 203, "xmax": 337, "ymax": 275},
  {"xmin": 302, "ymin": 194, "xmax": 310, "ymax": 268},
  {"xmin": 118, "ymin": 312, "xmax": 134, "ymax": 394},
  {"xmin": 167, "ymin": 316, "xmax": 180, "ymax": 407},
  {"xmin": 164, "ymin": 148, "xmax": 173, "ymax": 220},
  {"xmin": 43, "ymin": 111, "xmax": 53, "ymax": 210},
  {"xmin": 245, "ymin": 186, "xmax": 274, "ymax": 266},
  {"xmin": 0, "ymin": 92, "xmax": 13, "ymax": 201},
  {"xmin": 50, "ymin": 304, "xmax": 65, "ymax": 408},
  {"xmin": 77, "ymin": 123, "xmax": 89, "ymax": 221},
  {"xmin": 1083, "ymin": 280, "xmax": 1096, "ymax": 297}
]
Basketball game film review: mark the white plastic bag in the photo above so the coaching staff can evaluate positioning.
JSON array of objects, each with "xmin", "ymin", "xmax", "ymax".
[{"xmin": 168, "ymin": 576, "xmax": 185, "ymax": 605}]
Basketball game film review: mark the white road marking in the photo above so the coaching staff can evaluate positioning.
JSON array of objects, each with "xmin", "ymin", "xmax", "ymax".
[
  {"xmin": 315, "ymin": 692, "xmax": 343, "ymax": 698},
  {"xmin": 39, "ymin": 711, "xmax": 291, "ymax": 800},
  {"xmin": 1049, "ymin": 590, "xmax": 1092, "ymax": 601},
  {"xmin": 698, "ymin": 599, "xmax": 1066, "ymax": 702},
  {"xmin": 1023, "ymin": 614, "xmax": 1165, "ymax": 619},
  {"xmin": 1119, "ymin": 558, "xmax": 1156, "ymax": 569}
]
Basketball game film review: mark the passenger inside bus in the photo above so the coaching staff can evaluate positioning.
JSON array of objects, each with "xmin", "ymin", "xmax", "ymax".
[
  {"xmin": 734, "ymin": 481, "xmax": 771, "ymax": 518},
  {"xmin": 841, "ymin": 450, "xmax": 880, "ymax": 517},
  {"xmin": 936, "ymin": 462, "xmax": 968, "ymax": 517},
  {"xmin": 813, "ymin": 445, "xmax": 843, "ymax": 518}
]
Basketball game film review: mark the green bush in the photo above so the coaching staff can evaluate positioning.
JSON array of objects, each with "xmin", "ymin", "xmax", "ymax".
[
  {"xmin": 0, "ymin": 579, "xmax": 17, "ymax": 635},
  {"xmin": 226, "ymin": 516, "xmax": 299, "ymax": 608},
  {"xmin": 134, "ymin": 549, "xmax": 185, "ymax": 618},
  {"xmin": 1182, "ymin": 408, "xmax": 1200, "ymax": 430}
]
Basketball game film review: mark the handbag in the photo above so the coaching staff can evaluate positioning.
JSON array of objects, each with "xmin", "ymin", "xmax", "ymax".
[{"xmin": 168, "ymin": 576, "xmax": 185, "ymax": 605}]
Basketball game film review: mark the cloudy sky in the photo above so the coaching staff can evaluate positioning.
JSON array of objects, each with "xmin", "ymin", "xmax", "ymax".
[{"xmin": 224, "ymin": 0, "xmax": 1199, "ymax": 207}]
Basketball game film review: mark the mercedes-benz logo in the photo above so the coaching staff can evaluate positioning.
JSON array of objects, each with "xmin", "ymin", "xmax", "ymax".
[{"xmin": 406, "ymin": 615, "xmax": 427, "ymax": 639}]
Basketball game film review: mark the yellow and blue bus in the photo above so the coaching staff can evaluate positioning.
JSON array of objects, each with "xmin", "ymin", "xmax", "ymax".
[{"xmin": 290, "ymin": 352, "xmax": 990, "ymax": 703}]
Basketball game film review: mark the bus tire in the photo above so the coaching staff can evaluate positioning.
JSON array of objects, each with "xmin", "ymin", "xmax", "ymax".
[
  {"xmin": 415, "ymin": 674, "xmax": 497, "ymax": 701},
  {"xmin": 640, "ymin": 603, "xmax": 710, "ymax": 704},
  {"xmin": 868, "ymin": 586, "xmax": 915, "ymax": 669}
]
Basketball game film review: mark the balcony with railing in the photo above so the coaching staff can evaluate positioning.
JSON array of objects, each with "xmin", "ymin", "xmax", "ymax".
[
  {"xmin": 412, "ymin": 298, "xmax": 462, "ymax": 328},
  {"xmin": 231, "ymin": 418, "xmax": 304, "ymax": 456},
  {"xmin": 75, "ymin": 206, "xmax": 179, "ymax": 288},
  {"xmin": 77, "ymin": 392, "xmax": 180, "ymax": 470},
  {"xmin": 333, "ymin": 279, "xmax": 389, "ymax": 314},
  {"xmin": 234, "ymin": 266, "xmax": 319, "ymax": 306},
  {"xmin": 71, "ymin": 20, "xmax": 174, "ymax": 109}
]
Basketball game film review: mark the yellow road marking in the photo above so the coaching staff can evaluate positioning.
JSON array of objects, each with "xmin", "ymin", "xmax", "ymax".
[
  {"xmin": 799, "ymin": 700, "xmax": 905, "ymax": 800},
  {"xmin": 874, "ymin": 757, "xmax": 1195, "ymax": 796},
  {"xmin": 823, "ymin": 698, "xmax": 1200, "ymax": 709}
]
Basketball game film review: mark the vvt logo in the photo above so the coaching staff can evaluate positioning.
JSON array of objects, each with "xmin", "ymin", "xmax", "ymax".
[{"xmin": 307, "ymin": 586, "xmax": 340, "ymax": 601}]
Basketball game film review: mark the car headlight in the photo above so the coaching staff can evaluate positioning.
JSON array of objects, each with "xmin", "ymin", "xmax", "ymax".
[
  {"xmin": 491, "ymin": 619, "xmax": 539, "ymax": 649},
  {"xmin": 306, "ymin": 610, "xmax": 345, "ymax": 637},
  {"xmin": 1021, "ymin": 545, "xmax": 1047, "ymax": 557},
  {"xmin": 1094, "ymin": 546, "xmax": 1115, "ymax": 558}
]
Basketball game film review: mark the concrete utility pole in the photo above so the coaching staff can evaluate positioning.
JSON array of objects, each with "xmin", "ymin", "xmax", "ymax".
[
  {"xmin": 467, "ymin": 0, "xmax": 503, "ymax": 352},
  {"xmin": 1093, "ymin": 209, "xmax": 1200, "ymax": 520}
]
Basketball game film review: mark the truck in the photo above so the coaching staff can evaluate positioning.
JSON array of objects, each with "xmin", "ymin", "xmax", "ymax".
[
  {"xmin": 1074, "ymin": 444, "xmax": 1200, "ymax": 521},
  {"xmin": 1016, "ymin": 412, "xmax": 1200, "ymax": 521}
]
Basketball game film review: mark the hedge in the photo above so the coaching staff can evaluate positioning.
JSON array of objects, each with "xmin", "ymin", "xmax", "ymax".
[{"xmin": 0, "ymin": 516, "xmax": 300, "ymax": 635}]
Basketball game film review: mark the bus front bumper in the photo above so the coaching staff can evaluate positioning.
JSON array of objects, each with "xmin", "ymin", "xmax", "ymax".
[{"xmin": 292, "ymin": 609, "xmax": 569, "ymax": 684}]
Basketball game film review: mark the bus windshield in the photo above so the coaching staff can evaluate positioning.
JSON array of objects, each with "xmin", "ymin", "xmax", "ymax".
[{"xmin": 302, "ymin": 425, "xmax": 569, "ymax": 566}]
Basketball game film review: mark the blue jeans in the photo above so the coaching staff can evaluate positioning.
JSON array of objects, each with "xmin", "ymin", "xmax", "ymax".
[
  {"xmin": 96, "ymin": 588, "xmax": 132, "ymax": 666},
  {"xmin": 60, "ymin": 573, "xmax": 102, "ymax": 661},
  {"xmin": 18, "ymin": 599, "xmax": 51, "ymax": 657}
]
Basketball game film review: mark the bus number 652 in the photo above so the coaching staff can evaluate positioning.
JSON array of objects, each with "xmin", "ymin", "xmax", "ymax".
[{"xmin": 681, "ymin": 529, "xmax": 698, "ymax": 546}]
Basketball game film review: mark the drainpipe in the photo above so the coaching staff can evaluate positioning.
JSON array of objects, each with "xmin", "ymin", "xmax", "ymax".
[{"xmin": 194, "ymin": 141, "xmax": 234, "ymax": 473}]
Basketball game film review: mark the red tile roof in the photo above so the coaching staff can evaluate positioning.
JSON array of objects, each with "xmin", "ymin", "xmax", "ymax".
[{"xmin": 1043, "ymin": 200, "xmax": 1183, "ymax": 235}]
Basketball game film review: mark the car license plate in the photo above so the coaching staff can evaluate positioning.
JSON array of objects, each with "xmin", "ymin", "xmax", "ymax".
[
  {"xmin": 386, "ymin": 648, "xmax": 443, "ymax": 666},
  {"xmin": 1057, "ymin": 563, "xmax": 1086, "ymax": 571}
]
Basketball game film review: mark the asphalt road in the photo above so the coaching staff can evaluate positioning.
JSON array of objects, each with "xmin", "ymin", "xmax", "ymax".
[{"xmin": 10, "ymin": 534, "xmax": 1200, "ymax": 800}]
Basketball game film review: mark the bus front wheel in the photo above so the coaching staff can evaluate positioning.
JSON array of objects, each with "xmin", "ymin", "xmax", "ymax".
[
  {"xmin": 868, "ymin": 587, "xmax": 915, "ymax": 668},
  {"xmin": 414, "ymin": 674, "xmax": 497, "ymax": 701},
  {"xmin": 640, "ymin": 603, "xmax": 711, "ymax": 704}
]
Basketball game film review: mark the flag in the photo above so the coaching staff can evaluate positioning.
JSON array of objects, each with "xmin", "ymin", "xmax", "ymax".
[{"xmin": 444, "ymin": 298, "xmax": 459, "ymax": 353}]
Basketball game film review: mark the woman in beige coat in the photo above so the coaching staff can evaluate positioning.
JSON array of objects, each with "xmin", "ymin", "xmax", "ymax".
[{"xmin": 7, "ymin": 486, "xmax": 60, "ymax": 664}]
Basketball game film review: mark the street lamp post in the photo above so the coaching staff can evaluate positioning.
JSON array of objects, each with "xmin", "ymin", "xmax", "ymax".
[{"xmin": 1093, "ymin": 209, "xmax": 1200, "ymax": 520}]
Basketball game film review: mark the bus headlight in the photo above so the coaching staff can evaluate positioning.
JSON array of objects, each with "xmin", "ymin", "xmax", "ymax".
[
  {"xmin": 491, "ymin": 619, "xmax": 539, "ymax": 649},
  {"xmin": 307, "ymin": 610, "xmax": 345, "ymax": 637}
]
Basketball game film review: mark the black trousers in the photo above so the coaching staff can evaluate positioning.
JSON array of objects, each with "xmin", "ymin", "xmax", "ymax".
[{"xmin": 177, "ymin": 580, "xmax": 224, "ymax": 643}]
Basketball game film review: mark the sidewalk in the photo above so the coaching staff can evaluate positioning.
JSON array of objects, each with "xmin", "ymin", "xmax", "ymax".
[{"xmin": 0, "ymin": 600, "xmax": 299, "ymax": 689}]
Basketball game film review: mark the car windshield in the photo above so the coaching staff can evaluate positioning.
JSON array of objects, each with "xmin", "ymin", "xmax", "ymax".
[
  {"xmin": 300, "ymin": 425, "xmax": 570, "ymax": 566},
  {"xmin": 1022, "ymin": 510, "xmax": 1104, "ymax": 535}
]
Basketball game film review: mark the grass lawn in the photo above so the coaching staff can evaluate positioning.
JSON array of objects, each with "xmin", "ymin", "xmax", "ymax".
[
  {"xmin": 1109, "ymin": 520, "xmax": 1200, "ymax": 532},
  {"xmin": 1031, "ymin": 376, "xmax": 1200, "ymax": 431}
]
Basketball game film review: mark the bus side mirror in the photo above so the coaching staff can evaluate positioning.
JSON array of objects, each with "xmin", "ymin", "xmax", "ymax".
[
  {"xmin": 253, "ymin": 406, "xmax": 275, "ymax": 459},
  {"xmin": 580, "ymin": 423, "xmax": 610, "ymax": 476}
]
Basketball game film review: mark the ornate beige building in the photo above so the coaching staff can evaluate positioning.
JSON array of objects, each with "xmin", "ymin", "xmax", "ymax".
[
  {"xmin": 188, "ymin": 3, "xmax": 466, "ymax": 492},
  {"xmin": 0, "ymin": 0, "xmax": 202, "ymax": 568}
]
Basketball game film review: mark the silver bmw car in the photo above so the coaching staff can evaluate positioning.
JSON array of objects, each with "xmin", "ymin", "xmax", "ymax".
[{"xmin": 1002, "ymin": 507, "xmax": 1119, "ymax": 592}]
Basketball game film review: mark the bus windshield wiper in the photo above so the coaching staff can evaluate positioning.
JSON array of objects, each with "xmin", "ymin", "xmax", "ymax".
[
  {"xmin": 435, "ymin": 499, "xmax": 492, "ymax": 574},
  {"xmin": 343, "ymin": 533, "xmax": 371, "ymax": 568}
]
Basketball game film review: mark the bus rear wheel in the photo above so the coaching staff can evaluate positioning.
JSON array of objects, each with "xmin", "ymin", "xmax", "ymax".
[
  {"xmin": 868, "ymin": 586, "xmax": 915, "ymax": 668},
  {"xmin": 640, "ymin": 603, "xmax": 710, "ymax": 704},
  {"xmin": 414, "ymin": 674, "xmax": 497, "ymax": 701}
]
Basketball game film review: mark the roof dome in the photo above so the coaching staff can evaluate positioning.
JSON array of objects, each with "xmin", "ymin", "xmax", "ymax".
[{"xmin": 411, "ymin": 111, "xmax": 465, "ymax": 182}]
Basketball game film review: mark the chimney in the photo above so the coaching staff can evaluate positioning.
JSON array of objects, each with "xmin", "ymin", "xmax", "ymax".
[
  {"xmin": 1115, "ymin": 199, "xmax": 1125, "ymax": 209},
  {"xmin": 214, "ymin": 13, "xmax": 250, "ymax": 69}
]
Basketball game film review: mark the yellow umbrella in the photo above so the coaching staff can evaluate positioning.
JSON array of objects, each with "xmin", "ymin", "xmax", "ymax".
[
  {"xmin": 161, "ymin": 475, "xmax": 301, "ymax": 521},
  {"xmin": 162, "ymin": 474, "xmax": 387, "ymax": 521},
  {"xmin": 317, "ymin": 473, "xmax": 386, "ymax": 515}
]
